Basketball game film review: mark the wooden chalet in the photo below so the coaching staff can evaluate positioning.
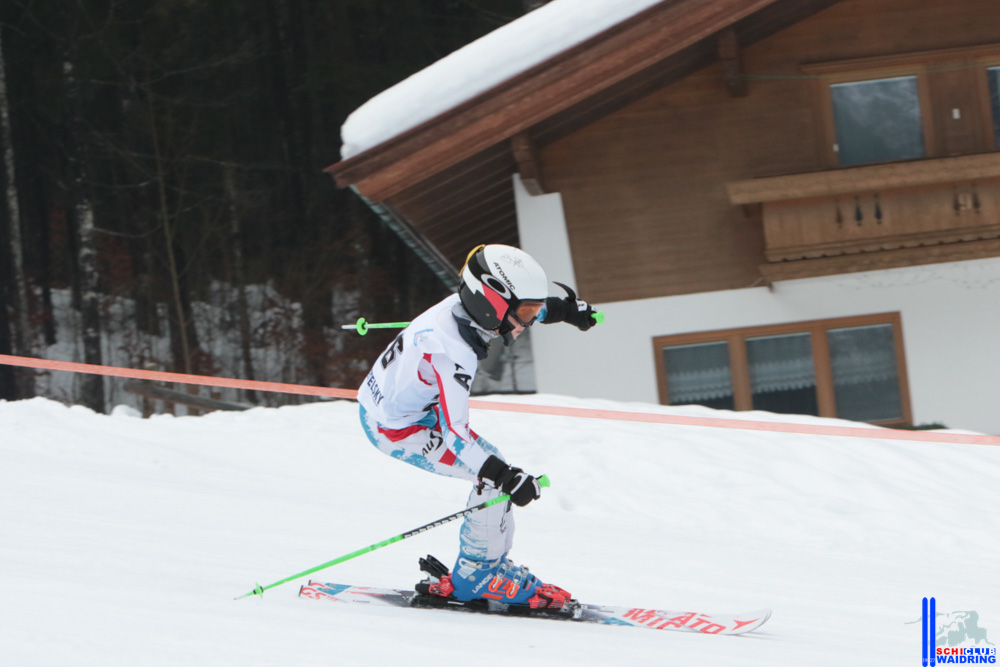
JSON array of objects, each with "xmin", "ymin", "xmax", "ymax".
[{"xmin": 328, "ymin": 0, "xmax": 1000, "ymax": 434}]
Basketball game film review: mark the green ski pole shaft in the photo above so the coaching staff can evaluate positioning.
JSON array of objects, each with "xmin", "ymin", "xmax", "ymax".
[{"xmin": 235, "ymin": 475, "xmax": 550, "ymax": 600}]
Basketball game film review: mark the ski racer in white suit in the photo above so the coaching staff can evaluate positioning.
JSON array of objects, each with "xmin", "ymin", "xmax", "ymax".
[{"xmin": 358, "ymin": 244, "xmax": 597, "ymax": 610}]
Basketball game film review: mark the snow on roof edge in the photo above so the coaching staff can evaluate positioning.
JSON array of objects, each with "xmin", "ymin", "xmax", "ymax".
[{"xmin": 339, "ymin": 0, "xmax": 664, "ymax": 161}]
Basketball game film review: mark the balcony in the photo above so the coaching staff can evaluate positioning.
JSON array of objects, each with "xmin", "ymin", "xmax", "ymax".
[{"xmin": 726, "ymin": 153, "xmax": 1000, "ymax": 282}]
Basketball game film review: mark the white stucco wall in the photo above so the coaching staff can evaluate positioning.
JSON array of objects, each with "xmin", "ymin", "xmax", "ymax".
[{"xmin": 514, "ymin": 175, "xmax": 1000, "ymax": 434}]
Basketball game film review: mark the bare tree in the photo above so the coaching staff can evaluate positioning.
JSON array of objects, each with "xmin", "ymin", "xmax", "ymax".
[
  {"xmin": 225, "ymin": 163, "xmax": 257, "ymax": 403},
  {"xmin": 62, "ymin": 20, "xmax": 105, "ymax": 413},
  {"xmin": 0, "ymin": 27, "xmax": 35, "ymax": 398}
]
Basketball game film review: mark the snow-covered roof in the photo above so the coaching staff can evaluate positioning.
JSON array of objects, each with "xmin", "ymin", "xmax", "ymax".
[{"xmin": 339, "ymin": 0, "xmax": 664, "ymax": 160}]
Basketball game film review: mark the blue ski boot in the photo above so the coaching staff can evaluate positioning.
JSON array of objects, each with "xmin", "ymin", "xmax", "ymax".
[{"xmin": 450, "ymin": 554, "xmax": 571, "ymax": 609}]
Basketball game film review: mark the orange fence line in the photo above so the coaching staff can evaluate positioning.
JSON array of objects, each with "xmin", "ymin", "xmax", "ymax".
[
  {"xmin": 2, "ymin": 354, "xmax": 998, "ymax": 446},
  {"xmin": 0, "ymin": 354, "xmax": 356, "ymax": 400},
  {"xmin": 469, "ymin": 399, "xmax": 1000, "ymax": 446}
]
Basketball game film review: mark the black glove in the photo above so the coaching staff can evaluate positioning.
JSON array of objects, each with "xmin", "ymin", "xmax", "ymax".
[
  {"xmin": 543, "ymin": 282, "xmax": 597, "ymax": 331},
  {"xmin": 478, "ymin": 455, "xmax": 542, "ymax": 507}
]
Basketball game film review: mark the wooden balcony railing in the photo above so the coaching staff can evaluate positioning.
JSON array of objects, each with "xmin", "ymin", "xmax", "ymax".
[{"xmin": 726, "ymin": 153, "xmax": 1000, "ymax": 281}]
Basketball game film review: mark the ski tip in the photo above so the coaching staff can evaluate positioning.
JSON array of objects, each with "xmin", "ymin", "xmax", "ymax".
[
  {"xmin": 538, "ymin": 475, "xmax": 551, "ymax": 489},
  {"xmin": 737, "ymin": 608, "xmax": 772, "ymax": 633}
]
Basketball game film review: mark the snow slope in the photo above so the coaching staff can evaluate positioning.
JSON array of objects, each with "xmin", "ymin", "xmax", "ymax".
[{"xmin": 2, "ymin": 395, "xmax": 998, "ymax": 666}]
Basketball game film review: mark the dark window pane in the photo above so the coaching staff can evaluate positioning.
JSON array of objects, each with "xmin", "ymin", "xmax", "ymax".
[
  {"xmin": 662, "ymin": 341, "xmax": 735, "ymax": 410},
  {"xmin": 746, "ymin": 333, "xmax": 818, "ymax": 416},
  {"xmin": 989, "ymin": 67, "xmax": 1000, "ymax": 149},
  {"xmin": 831, "ymin": 76, "xmax": 925, "ymax": 166},
  {"xmin": 828, "ymin": 324, "xmax": 903, "ymax": 422}
]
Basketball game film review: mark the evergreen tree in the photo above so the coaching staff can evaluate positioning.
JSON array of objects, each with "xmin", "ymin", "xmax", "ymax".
[{"xmin": 0, "ymin": 0, "xmax": 526, "ymax": 410}]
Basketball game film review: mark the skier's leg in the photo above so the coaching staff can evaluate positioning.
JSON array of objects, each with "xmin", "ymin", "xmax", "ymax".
[
  {"xmin": 445, "ymin": 432, "xmax": 571, "ymax": 608},
  {"xmin": 458, "ymin": 475, "xmax": 513, "ymax": 562},
  {"xmin": 361, "ymin": 406, "xmax": 570, "ymax": 608},
  {"xmin": 432, "ymin": 426, "xmax": 512, "ymax": 561},
  {"xmin": 363, "ymin": 406, "xmax": 512, "ymax": 559},
  {"xmin": 359, "ymin": 406, "xmax": 475, "ymax": 480}
]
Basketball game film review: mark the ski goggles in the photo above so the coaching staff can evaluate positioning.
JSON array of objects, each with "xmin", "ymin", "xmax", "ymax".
[{"xmin": 511, "ymin": 300, "xmax": 545, "ymax": 327}]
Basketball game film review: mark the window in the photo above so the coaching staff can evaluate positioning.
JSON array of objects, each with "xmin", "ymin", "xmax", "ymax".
[
  {"xmin": 804, "ymin": 45, "xmax": 1000, "ymax": 167},
  {"xmin": 827, "ymin": 324, "xmax": 904, "ymax": 422},
  {"xmin": 989, "ymin": 66, "xmax": 1000, "ymax": 148},
  {"xmin": 661, "ymin": 341, "xmax": 735, "ymax": 411},
  {"xmin": 654, "ymin": 313, "xmax": 911, "ymax": 425},
  {"xmin": 746, "ymin": 332, "xmax": 818, "ymax": 415},
  {"xmin": 830, "ymin": 76, "xmax": 925, "ymax": 166}
]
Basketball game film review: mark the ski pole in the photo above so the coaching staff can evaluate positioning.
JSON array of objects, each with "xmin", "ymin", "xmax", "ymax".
[
  {"xmin": 342, "ymin": 311, "xmax": 606, "ymax": 336},
  {"xmin": 235, "ymin": 475, "xmax": 550, "ymax": 600}
]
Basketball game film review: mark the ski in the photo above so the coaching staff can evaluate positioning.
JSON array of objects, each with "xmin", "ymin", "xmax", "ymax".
[{"xmin": 298, "ymin": 581, "xmax": 771, "ymax": 635}]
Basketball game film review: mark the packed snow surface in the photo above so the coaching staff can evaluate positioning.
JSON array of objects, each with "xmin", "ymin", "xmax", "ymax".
[
  {"xmin": 2, "ymin": 395, "xmax": 998, "ymax": 666},
  {"xmin": 340, "ymin": 0, "xmax": 662, "ymax": 158}
]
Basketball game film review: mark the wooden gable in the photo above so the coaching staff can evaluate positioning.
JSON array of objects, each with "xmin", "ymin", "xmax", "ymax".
[
  {"xmin": 327, "ymin": 0, "xmax": 842, "ymax": 274},
  {"xmin": 330, "ymin": 0, "xmax": 1000, "ymax": 303},
  {"xmin": 539, "ymin": 0, "xmax": 1000, "ymax": 302}
]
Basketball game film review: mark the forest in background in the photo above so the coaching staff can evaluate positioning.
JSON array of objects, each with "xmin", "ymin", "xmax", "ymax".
[{"xmin": 0, "ymin": 0, "xmax": 533, "ymax": 412}]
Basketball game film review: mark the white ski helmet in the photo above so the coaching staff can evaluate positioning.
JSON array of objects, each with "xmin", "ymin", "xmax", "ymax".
[{"xmin": 458, "ymin": 244, "xmax": 548, "ymax": 344}]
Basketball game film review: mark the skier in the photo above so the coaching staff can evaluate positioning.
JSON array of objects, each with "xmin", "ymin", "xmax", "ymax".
[{"xmin": 357, "ymin": 244, "xmax": 597, "ymax": 610}]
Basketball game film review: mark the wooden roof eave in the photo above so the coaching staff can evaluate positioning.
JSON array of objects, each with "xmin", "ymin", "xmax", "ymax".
[{"xmin": 325, "ymin": 0, "xmax": 781, "ymax": 203}]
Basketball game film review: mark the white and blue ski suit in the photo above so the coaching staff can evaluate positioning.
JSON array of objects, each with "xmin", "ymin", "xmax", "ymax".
[{"xmin": 358, "ymin": 294, "xmax": 515, "ymax": 563}]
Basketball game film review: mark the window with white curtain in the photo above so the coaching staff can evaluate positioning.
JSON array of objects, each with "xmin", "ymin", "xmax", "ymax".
[
  {"xmin": 654, "ymin": 313, "xmax": 910, "ymax": 424},
  {"xmin": 746, "ymin": 332, "xmax": 819, "ymax": 416},
  {"xmin": 662, "ymin": 341, "xmax": 735, "ymax": 410},
  {"xmin": 828, "ymin": 324, "xmax": 903, "ymax": 422}
]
